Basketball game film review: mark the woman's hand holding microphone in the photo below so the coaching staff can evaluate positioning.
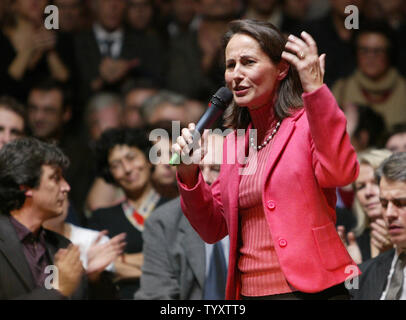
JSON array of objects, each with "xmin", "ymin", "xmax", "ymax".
[{"xmin": 171, "ymin": 124, "xmax": 209, "ymax": 188}]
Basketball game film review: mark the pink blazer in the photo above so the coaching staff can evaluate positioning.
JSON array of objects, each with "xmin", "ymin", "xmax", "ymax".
[{"xmin": 177, "ymin": 85, "xmax": 360, "ymax": 299}]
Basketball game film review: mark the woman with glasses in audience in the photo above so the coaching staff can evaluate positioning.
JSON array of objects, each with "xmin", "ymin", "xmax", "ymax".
[{"xmin": 332, "ymin": 21, "xmax": 406, "ymax": 131}]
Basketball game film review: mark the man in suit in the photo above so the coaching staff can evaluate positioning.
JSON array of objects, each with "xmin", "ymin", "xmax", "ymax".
[
  {"xmin": 0, "ymin": 138, "xmax": 85, "ymax": 299},
  {"xmin": 351, "ymin": 152, "xmax": 406, "ymax": 300},
  {"xmin": 135, "ymin": 133, "xmax": 229, "ymax": 299},
  {"xmin": 74, "ymin": 0, "xmax": 164, "ymax": 104}
]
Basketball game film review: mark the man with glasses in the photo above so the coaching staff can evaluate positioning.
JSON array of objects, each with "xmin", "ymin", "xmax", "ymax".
[{"xmin": 352, "ymin": 152, "xmax": 406, "ymax": 300}]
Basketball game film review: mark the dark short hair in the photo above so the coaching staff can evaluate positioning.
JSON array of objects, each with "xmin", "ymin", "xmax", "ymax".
[
  {"xmin": 0, "ymin": 95, "xmax": 27, "ymax": 130},
  {"xmin": 377, "ymin": 152, "xmax": 406, "ymax": 184},
  {"xmin": 146, "ymin": 120, "xmax": 181, "ymax": 142},
  {"xmin": 353, "ymin": 105, "xmax": 386, "ymax": 148},
  {"xmin": 385, "ymin": 122, "xmax": 406, "ymax": 143},
  {"xmin": 222, "ymin": 19, "xmax": 303, "ymax": 129},
  {"xmin": 0, "ymin": 138, "xmax": 70, "ymax": 214},
  {"xmin": 29, "ymin": 78, "xmax": 71, "ymax": 112},
  {"xmin": 95, "ymin": 128, "xmax": 152, "ymax": 184}
]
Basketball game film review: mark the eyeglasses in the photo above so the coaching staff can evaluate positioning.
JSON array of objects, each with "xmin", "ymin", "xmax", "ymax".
[
  {"xmin": 357, "ymin": 46, "xmax": 388, "ymax": 56},
  {"xmin": 380, "ymin": 197, "xmax": 406, "ymax": 209}
]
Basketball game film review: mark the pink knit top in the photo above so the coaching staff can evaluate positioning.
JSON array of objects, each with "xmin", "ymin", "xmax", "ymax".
[{"xmin": 238, "ymin": 103, "xmax": 293, "ymax": 297}]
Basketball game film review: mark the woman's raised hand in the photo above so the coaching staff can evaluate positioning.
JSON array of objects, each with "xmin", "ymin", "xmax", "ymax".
[{"xmin": 282, "ymin": 31, "xmax": 326, "ymax": 93}]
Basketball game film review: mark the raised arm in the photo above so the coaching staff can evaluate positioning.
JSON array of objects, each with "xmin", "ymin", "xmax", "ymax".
[{"xmin": 282, "ymin": 31, "xmax": 358, "ymax": 187}]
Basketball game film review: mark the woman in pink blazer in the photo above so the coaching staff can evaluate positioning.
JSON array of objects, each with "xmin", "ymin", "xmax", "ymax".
[{"xmin": 172, "ymin": 20, "xmax": 360, "ymax": 300}]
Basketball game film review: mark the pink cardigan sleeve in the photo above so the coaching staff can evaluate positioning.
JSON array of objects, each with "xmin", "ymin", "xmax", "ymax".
[
  {"xmin": 303, "ymin": 84, "xmax": 359, "ymax": 187},
  {"xmin": 177, "ymin": 170, "xmax": 228, "ymax": 244}
]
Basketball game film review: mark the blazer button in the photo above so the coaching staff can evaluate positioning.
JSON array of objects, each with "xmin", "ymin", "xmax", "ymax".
[
  {"xmin": 278, "ymin": 239, "xmax": 287, "ymax": 248},
  {"xmin": 266, "ymin": 200, "xmax": 276, "ymax": 210}
]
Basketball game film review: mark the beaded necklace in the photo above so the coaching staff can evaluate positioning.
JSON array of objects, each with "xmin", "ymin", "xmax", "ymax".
[{"xmin": 250, "ymin": 121, "xmax": 281, "ymax": 150}]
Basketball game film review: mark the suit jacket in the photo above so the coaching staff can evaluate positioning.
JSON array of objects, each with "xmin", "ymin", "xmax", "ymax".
[
  {"xmin": 0, "ymin": 214, "xmax": 87, "ymax": 300},
  {"xmin": 351, "ymin": 249, "xmax": 395, "ymax": 300},
  {"xmin": 135, "ymin": 198, "xmax": 206, "ymax": 300},
  {"xmin": 178, "ymin": 85, "xmax": 360, "ymax": 299},
  {"xmin": 74, "ymin": 27, "xmax": 164, "ymax": 102}
]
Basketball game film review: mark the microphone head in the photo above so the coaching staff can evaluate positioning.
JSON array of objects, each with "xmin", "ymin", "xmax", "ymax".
[{"xmin": 211, "ymin": 87, "xmax": 233, "ymax": 110}]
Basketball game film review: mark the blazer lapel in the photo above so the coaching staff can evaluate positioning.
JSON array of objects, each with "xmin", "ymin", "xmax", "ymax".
[
  {"xmin": 374, "ymin": 249, "xmax": 396, "ymax": 299},
  {"xmin": 0, "ymin": 215, "xmax": 35, "ymax": 290},
  {"xmin": 88, "ymin": 30, "xmax": 102, "ymax": 63},
  {"xmin": 179, "ymin": 216, "xmax": 206, "ymax": 289}
]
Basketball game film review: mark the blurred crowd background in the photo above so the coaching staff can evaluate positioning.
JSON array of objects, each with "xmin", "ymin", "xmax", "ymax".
[{"xmin": 0, "ymin": 0, "xmax": 406, "ymax": 258}]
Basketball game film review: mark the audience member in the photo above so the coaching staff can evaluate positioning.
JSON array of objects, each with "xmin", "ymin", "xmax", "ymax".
[
  {"xmin": 88, "ymin": 128, "xmax": 168, "ymax": 299},
  {"xmin": 84, "ymin": 92, "xmax": 125, "ymax": 213},
  {"xmin": 0, "ymin": 138, "xmax": 85, "ymax": 299},
  {"xmin": 74, "ymin": 0, "xmax": 164, "ymax": 104},
  {"xmin": 304, "ymin": 0, "xmax": 364, "ymax": 87},
  {"xmin": 339, "ymin": 148, "xmax": 393, "ymax": 264},
  {"xmin": 27, "ymin": 80, "xmax": 72, "ymax": 142},
  {"xmin": 43, "ymin": 197, "xmax": 125, "ymax": 273},
  {"xmin": 0, "ymin": 96, "xmax": 26, "ymax": 150},
  {"xmin": 122, "ymin": 84, "xmax": 158, "ymax": 129},
  {"xmin": 136, "ymin": 133, "xmax": 229, "ymax": 299},
  {"xmin": 126, "ymin": 0, "xmax": 155, "ymax": 34},
  {"xmin": 332, "ymin": 21, "xmax": 406, "ymax": 130},
  {"xmin": 351, "ymin": 152, "xmax": 406, "ymax": 300},
  {"xmin": 375, "ymin": 0, "xmax": 404, "ymax": 30},
  {"xmin": 280, "ymin": 0, "xmax": 312, "ymax": 35},
  {"xmin": 27, "ymin": 79, "xmax": 91, "ymax": 225},
  {"xmin": 362, "ymin": 0, "xmax": 381, "ymax": 21},
  {"xmin": 85, "ymin": 92, "xmax": 123, "ymax": 142},
  {"xmin": 359, "ymin": 0, "xmax": 406, "ymax": 77},
  {"xmin": 140, "ymin": 90, "xmax": 188, "ymax": 125},
  {"xmin": 306, "ymin": 0, "xmax": 330, "ymax": 20},
  {"xmin": 148, "ymin": 120, "xmax": 180, "ymax": 200},
  {"xmin": 167, "ymin": 0, "xmax": 199, "ymax": 39},
  {"xmin": 244, "ymin": 0, "xmax": 310, "ymax": 36},
  {"xmin": 243, "ymin": 0, "xmax": 281, "ymax": 25},
  {"xmin": 0, "ymin": 0, "xmax": 70, "ymax": 102},
  {"xmin": 344, "ymin": 103, "xmax": 386, "ymax": 152},
  {"xmin": 165, "ymin": 0, "xmax": 239, "ymax": 101},
  {"xmin": 54, "ymin": 0, "xmax": 88, "ymax": 33},
  {"xmin": 385, "ymin": 123, "xmax": 406, "ymax": 153}
]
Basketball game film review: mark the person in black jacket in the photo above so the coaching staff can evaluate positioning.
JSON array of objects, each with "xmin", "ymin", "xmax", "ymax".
[
  {"xmin": 0, "ymin": 137, "xmax": 123, "ymax": 299},
  {"xmin": 351, "ymin": 152, "xmax": 406, "ymax": 300},
  {"xmin": 0, "ymin": 138, "xmax": 85, "ymax": 299}
]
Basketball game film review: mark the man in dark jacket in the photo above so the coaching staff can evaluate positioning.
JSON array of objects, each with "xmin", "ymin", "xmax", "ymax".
[
  {"xmin": 0, "ymin": 138, "xmax": 85, "ymax": 299},
  {"xmin": 351, "ymin": 152, "xmax": 406, "ymax": 300}
]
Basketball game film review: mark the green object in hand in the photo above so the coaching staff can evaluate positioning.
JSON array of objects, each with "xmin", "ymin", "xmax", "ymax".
[{"xmin": 169, "ymin": 153, "xmax": 180, "ymax": 166}]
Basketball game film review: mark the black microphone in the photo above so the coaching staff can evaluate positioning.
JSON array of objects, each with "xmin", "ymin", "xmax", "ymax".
[{"xmin": 169, "ymin": 87, "xmax": 233, "ymax": 165}]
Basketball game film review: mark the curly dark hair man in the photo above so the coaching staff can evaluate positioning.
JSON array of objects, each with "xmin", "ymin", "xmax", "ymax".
[
  {"xmin": 0, "ymin": 137, "xmax": 69, "ymax": 214},
  {"xmin": 0, "ymin": 137, "xmax": 88, "ymax": 300}
]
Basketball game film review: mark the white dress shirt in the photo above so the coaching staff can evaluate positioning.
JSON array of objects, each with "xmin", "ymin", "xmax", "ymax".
[{"xmin": 93, "ymin": 23, "xmax": 124, "ymax": 59}]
